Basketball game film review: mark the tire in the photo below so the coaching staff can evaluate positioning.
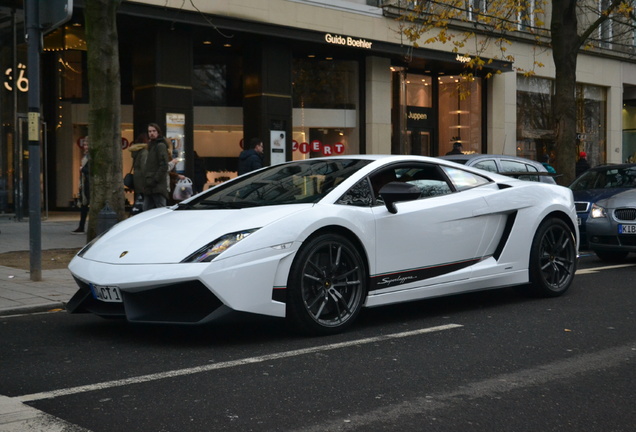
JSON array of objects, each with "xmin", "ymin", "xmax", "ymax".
[
  {"xmin": 593, "ymin": 250, "xmax": 629, "ymax": 263},
  {"xmin": 527, "ymin": 218, "xmax": 577, "ymax": 297},
  {"xmin": 287, "ymin": 233, "xmax": 367, "ymax": 335}
]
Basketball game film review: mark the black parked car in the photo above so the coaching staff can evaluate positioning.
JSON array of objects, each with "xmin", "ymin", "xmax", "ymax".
[{"xmin": 569, "ymin": 163, "xmax": 636, "ymax": 248}]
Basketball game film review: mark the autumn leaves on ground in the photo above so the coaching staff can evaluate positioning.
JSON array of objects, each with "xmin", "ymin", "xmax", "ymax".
[{"xmin": 0, "ymin": 249, "xmax": 80, "ymax": 270}]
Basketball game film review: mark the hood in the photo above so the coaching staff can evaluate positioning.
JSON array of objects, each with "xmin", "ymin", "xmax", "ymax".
[
  {"xmin": 595, "ymin": 188, "xmax": 636, "ymax": 208},
  {"xmin": 80, "ymin": 205, "xmax": 310, "ymax": 264},
  {"xmin": 571, "ymin": 187, "xmax": 632, "ymax": 205}
]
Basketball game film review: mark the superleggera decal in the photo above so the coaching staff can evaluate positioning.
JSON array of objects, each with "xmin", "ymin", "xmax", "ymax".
[{"xmin": 370, "ymin": 257, "xmax": 487, "ymax": 291}]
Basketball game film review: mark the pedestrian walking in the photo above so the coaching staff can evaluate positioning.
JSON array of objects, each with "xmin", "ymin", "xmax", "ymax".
[
  {"xmin": 143, "ymin": 123, "xmax": 170, "ymax": 211},
  {"xmin": 541, "ymin": 154, "xmax": 556, "ymax": 174},
  {"xmin": 575, "ymin": 151, "xmax": 590, "ymax": 177},
  {"xmin": 445, "ymin": 141, "xmax": 463, "ymax": 155},
  {"xmin": 238, "ymin": 138, "xmax": 264, "ymax": 175},
  {"xmin": 71, "ymin": 137, "xmax": 90, "ymax": 234}
]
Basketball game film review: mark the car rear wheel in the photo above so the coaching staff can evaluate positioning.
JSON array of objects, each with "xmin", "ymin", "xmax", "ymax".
[
  {"xmin": 528, "ymin": 218, "xmax": 577, "ymax": 297},
  {"xmin": 287, "ymin": 233, "xmax": 367, "ymax": 335},
  {"xmin": 593, "ymin": 250, "xmax": 629, "ymax": 262}
]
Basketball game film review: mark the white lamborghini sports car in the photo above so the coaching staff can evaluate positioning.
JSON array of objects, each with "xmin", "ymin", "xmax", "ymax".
[{"xmin": 67, "ymin": 155, "xmax": 579, "ymax": 335}]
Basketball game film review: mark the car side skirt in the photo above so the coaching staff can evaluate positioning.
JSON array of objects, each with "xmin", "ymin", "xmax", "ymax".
[{"xmin": 364, "ymin": 270, "xmax": 528, "ymax": 307}]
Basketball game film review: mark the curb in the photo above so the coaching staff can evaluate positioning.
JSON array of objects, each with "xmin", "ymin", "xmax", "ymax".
[{"xmin": 0, "ymin": 302, "xmax": 66, "ymax": 317}]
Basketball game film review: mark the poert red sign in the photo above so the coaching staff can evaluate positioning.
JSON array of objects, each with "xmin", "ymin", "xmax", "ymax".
[{"xmin": 321, "ymin": 143, "xmax": 346, "ymax": 156}]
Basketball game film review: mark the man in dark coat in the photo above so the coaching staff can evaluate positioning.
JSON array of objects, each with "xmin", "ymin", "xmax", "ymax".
[
  {"xmin": 238, "ymin": 138, "xmax": 264, "ymax": 175},
  {"xmin": 445, "ymin": 142, "xmax": 463, "ymax": 155},
  {"xmin": 575, "ymin": 151, "xmax": 591, "ymax": 177},
  {"xmin": 143, "ymin": 123, "xmax": 170, "ymax": 211}
]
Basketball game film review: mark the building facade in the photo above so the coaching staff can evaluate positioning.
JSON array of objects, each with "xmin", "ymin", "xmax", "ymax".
[{"xmin": 0, "ymin": 0, "xmax": 635, "ymax": 215}]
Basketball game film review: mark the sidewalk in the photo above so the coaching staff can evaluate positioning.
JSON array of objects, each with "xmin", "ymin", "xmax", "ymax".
[{"xmin": 0, "ymin": 212, "xmax": 86, "ymax": 316}]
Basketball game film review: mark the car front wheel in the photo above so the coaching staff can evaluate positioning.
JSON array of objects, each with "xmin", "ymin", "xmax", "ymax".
[
  {"xmin": 287, "ymin": 233, "xmax": 367, "ymax": 335},
  {"xmin": 528, "ymin": 218, "xmax": 577, "ymax": 297}
]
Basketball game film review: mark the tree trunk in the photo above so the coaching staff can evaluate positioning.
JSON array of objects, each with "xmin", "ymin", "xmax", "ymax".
[
  {"xmin": 84, "ymin": 0, "xmax": 124, "ymax": 240},
  {"xmin": 550, "ymin": 0, "xmax": 581, "ymax": 186}
]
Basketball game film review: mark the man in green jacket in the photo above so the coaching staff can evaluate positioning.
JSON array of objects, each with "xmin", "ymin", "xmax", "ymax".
[{"xmin": 143, "ymin": 123, "xmax": 170, "ymax": 211}]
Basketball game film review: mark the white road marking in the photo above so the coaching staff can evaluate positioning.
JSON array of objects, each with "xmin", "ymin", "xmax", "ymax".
[
  {"xmin": 292, "ymin": 343, "xmax": 636, "ymax": 432},
  {"xmin": 16, "ymin": 324, "xmax": 463, "ymax": 403},
  {"xmin": 575, "ymin": 263, "xmax": 636, "ymax": 275}
]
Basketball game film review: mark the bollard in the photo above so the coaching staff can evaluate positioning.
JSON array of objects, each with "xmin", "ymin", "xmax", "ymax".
[{"xmin": 97, "ymin": 202, "xmax": 118, "ymax": 235}]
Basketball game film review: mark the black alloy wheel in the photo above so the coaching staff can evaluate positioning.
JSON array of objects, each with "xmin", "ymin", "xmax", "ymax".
[
  {"xmin": 287, "ymin": 233, "xmax": 367, "ymax": 335},
  {"xmin": 528, "ymin": 217, "xmax": 577, "ymax": 297}
]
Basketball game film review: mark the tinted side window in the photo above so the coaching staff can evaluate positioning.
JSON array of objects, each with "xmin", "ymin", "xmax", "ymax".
[
  {"xmin": 337, "ymin": 178, "xmax": 373, "ymax": 206},
  {"xmin": 442, "ymin": 166, "xmax": 491, "ymax": 191},
  {"xmin": 500, "ymin": 160, "xmax": 540, "ymax": 182},
  {"xmin": 500, "ymin": 160, "xmax": 527, "ymax": 174},
  {"xmin": 473, "ymin": 159, "xmax": 497, "ymax": 173},
  {"xmin": 346, "ymin": 163, "xmax": 455, "ymax": 206},
  {"xmin": 402, "ymin": 165, "xmax": 452, "ymax": 197},
  {"xmin": 522, "ymin": 164, "xmax": 541, "ymax": 182}
]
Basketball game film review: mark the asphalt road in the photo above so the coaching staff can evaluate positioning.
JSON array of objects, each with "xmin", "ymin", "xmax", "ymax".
[{"xmin": 1, "ymin": 253, "xmax": 635, "ymax": 432}]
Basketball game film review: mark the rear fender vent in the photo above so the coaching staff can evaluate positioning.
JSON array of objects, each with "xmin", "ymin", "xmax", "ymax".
[{"xmin": 497, "ymin": 183, "xmax": 513, "ymax": 190}]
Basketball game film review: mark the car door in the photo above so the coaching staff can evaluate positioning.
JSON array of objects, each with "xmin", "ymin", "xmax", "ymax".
[{"xmin": 370, "ymin": 163, "xmax": 506, "ymax": 295}]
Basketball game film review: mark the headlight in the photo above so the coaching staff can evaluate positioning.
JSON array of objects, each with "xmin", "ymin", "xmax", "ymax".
[
  {"xmin": 181, "ymin": 229, "xmax": 259, "ymax": 263},
  {"xmin": 590, "ymin": 203, "xmax": 607, "ymax": 219}
]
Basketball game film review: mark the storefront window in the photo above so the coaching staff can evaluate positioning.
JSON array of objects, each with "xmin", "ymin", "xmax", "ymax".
[
  {"xmin": 576, "ymin": 84, "xmax": 607, "ymax": 164},
  {"xmin": 624, "ymin": 105, "xmax": 636, "ymax": 163},
  {"xmin": 191, "ymin": 56, "xmax": 244, "ymax": 189},
  {"xmin": 406, "ymin": 73, "xmax": 432, "ymax": 107},
  {"xmin": 517, "ymin": 76, "xmax": 553, "ymax": 161},
  {"xmin": 292, "ymin": 58, "xmax": 359, "ymax": 158},
  {"xmin": 1, "ymin": 41, "xmax": 29, "ymax": 214},
  {"xmin": 438, "ymin": 75, "xmax": 482, "ymax": 155},
  {"xmin": 59, "ymin": 51, "xmax": 84, "ymax": 100},
  {"xmin": 516, "ymin": 76, "xmax": 607, "ymax": 167},
  {"xmin": 193, "ymin": 64, "xmax": 227, "ymax": 106}
]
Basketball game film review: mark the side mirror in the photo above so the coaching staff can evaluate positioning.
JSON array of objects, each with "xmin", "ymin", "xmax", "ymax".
[{"xmin": 379, "ymin": 182, "xmax": 421, "ymax": 214}]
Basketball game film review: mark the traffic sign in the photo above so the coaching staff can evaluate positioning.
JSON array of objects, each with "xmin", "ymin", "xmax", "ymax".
[{"xmin": 39, "ymin": 0, "xmax": 73, "ymax": 35}]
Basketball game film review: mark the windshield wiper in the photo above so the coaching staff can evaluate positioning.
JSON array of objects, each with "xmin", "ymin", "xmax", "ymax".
[
  {"xmin": 193, "ymin": 200, "xmax": 260, "ymax": 209},
  {"xmin": 176, "ymin": 202, "xmax": 194, "ymax": 210}
]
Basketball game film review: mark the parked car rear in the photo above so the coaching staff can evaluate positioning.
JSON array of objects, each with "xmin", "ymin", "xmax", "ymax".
[{"xmin": 439, "ymin": 154, "xmax": 557, "ymax": 184}]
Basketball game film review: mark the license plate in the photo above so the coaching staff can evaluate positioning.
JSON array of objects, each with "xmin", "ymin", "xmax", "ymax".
[
  {"xmin": 619, "ymin": 224, "xmax": 636, "ymax": 234},
  {"xmin": 90, "ymin": 284, "xmax": 122, "ymax": 303}
]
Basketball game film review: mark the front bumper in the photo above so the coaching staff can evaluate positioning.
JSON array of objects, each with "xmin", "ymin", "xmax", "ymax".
[
  {"xmin": 66, "ymin": 277, "xmax": 228, "ymax": 324},
  {"xmin": 67, "ymin": 247, "xmax": 294, "ymax": 323},
  {"xmin": 587, "ymin": 219, "xmax": 636, "ymax": 253}
]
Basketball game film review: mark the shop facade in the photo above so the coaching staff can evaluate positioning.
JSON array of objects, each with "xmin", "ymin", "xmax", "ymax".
[{"xmin": 1, "ymin": 0, "xmax": 635, "ymax": 215}]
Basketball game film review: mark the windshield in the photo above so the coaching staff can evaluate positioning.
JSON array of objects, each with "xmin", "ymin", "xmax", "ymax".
[
  {"xmin": 569, "ymin": 165, "xmax": 636, "ymax": 191},
  {"xmin": 181, "ymin": 159, "xmax": 371, "ymax": 209}
]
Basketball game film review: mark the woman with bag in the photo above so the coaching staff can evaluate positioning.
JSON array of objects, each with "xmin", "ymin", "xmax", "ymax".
[
  {"xmin": 173, "ymin": 177, "xmax": 193, "ymax": 201},
  {"xmin": 128, "ymin": 132, "xmax": 148, "ymax": 215}
]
